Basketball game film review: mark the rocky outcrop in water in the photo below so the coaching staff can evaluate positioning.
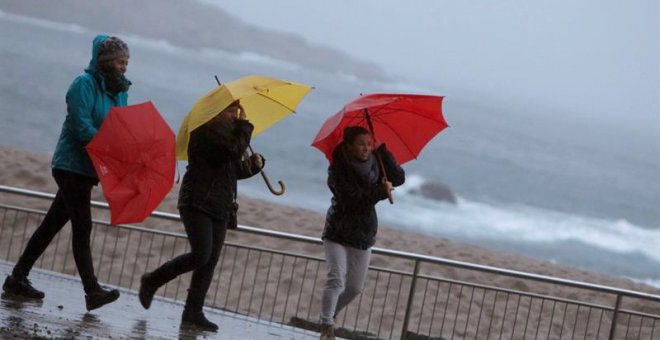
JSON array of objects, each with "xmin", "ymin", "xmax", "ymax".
[{"xmin": 409, "ymin": 181, "xmax": 457, "ymax": 204}]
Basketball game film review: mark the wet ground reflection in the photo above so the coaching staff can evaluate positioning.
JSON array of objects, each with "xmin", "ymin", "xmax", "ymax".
[
  {"xmin": 131, "ymin": 319, "xmax": 148, "ymax": 339},
  {"xmin": 0, "ymin": 261, "xmax": 322, "ymax": 339},
  {"xmin": 179, "ymin": 322, "xmax": 213, "ymax": 340}
]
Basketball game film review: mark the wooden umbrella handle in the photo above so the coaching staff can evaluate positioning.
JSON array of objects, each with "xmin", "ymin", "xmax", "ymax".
[
  {"xmin": 260, "ymin": 170, "xmax": 286, "ymax": 196},
  {"xmin": 248, "ymin": 145, "xmax": 285, "ymax": 196},
  {"xmin": 364, "ymin": 108, "xmax": 393, "ymax": 204},
  {"xmin": 375, "ymin": 152, "xmax": 394, "ymax": 204}
]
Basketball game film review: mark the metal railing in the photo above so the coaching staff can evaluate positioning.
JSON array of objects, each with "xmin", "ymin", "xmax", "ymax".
[{"xmin": 1, "ymin": 185, "xmax": 659, "ymax": 339}]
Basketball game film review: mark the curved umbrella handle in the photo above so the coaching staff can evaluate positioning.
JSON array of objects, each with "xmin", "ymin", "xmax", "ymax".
[
  {"xmin": 260, "ymin": 171, "xmax": 286, "ymax": 196},
  {"xmin": 248, "ymin": 145, "xmax": 286, "ymax": 196}
]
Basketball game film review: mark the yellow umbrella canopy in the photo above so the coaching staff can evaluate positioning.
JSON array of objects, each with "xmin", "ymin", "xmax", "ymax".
[{"xmin": 176, "ymin": 75, "xmax": 313, "ymax": 160}]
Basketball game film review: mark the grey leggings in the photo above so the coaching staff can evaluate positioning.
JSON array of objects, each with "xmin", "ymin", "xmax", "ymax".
[{"xmin": 320, "ymin": 240, "xmax": 371, "ymax": 325}]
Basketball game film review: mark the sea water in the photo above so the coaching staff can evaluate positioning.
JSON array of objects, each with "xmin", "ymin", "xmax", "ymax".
[{"xmin": 0, "ymin": 11, "xmax": 658, "ymax": 287}]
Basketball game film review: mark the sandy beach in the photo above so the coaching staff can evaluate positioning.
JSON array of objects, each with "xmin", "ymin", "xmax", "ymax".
[{"xmin": 1, "ymin": 146, "xmax": 659, "ymax": 338}]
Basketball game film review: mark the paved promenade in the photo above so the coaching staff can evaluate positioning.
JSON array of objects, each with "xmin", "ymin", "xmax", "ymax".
[{"xmin": 0, "ymin": 261, "xmax": 323, "ymax": 339}]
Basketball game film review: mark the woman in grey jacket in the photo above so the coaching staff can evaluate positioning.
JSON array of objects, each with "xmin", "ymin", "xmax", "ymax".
[{"xmin": 319, "ymin": 126, "xmax": 405, "ymax": 339}]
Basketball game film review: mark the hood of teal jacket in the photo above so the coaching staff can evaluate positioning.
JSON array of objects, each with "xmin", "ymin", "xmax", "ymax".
[
  {"xmin": 86, "ymin": 34, "xmax": 109, "ymax": 74},
  {"xmin": 51, "ymin": 34, "xmax": 130, "ymax": 179},
  {"xmin": 85, "ymin": 34, "xmax": 131, "ymax": 93}
]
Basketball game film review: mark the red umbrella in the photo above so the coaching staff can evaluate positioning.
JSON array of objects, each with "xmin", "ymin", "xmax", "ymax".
[
  {"xmin": 312, "ymin": 93, "xmax": 447, "ymax": 203},
  {"xmin": 312, "ymin": 93, "xmax": 447, "ymax": 165},
  {"xmin": 86, "ymin": 101, "xmax": 176, "ymax": 225}
]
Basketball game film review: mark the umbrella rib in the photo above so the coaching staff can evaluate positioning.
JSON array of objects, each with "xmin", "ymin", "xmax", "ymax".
[
  {"xmin": 114, "ymin": 113, "xmax": 145, "ymax": 166},
  {"xmin": 372, "ymin": 106, "xmax": 444, "ymax": 125},
  {"xmin": 368, "ymin": 100, "xmax": 444, "ymax": 160},
  {"xmin": 255, "ymin": 92, "xmax": 297, "ymax": 113},
  {"xmin": 368, "ymin": 98, "xmax": 439, "ymax": 119},
  {"xmin": 342, "ymin": 111, "xmax": 367, "ymax": 128},
  {"xmin": 370, "ymin": 114, "xmax": 420, "ymax": 160},
  {"xmin": 345, "ymin": 108, "xmax": 419, "ymax": 159}
]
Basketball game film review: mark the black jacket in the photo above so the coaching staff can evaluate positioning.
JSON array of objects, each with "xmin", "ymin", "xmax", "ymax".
[
  {"xmin": 322, "ymin": 143, "xmax": 405, "ymax": 249},
  {"xmin": 177, "ymin": 118, "xmax": 261, "ymax": 220}
]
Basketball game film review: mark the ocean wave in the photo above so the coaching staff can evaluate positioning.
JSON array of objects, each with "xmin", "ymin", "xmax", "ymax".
[
  {"xmin": 0, "ymin": 10, "xmax": 323, "ymax": 78},
  {"xmin": 396, "ymin": 173, "xmax": 426, "ymax": 194},
  {"xmin": 0, "ymin": 10, "xmax": 185, "ymax": 58},
  {"xmin": 379, "ymin": 192, "xmax": 660, "ymax": 264},
  {"xmin": 0, "ymin": 9, "xmax": 88, "ymax": 34},
  {"xmin": 120, "ymin": 34, "xmax": 187, "ymax": 55},
  {"xmin": 369, "ymin": 80, "xmax": 438, "ymax": 95},
  {"xmin": 1, "ymin": 9, "xmax": 438, "ymax": 88},
  {"xmin": 631, "ymin": 278, "xmax": 660, "ymax": 289},
  {"xmin": 201, "ymin": 48, "xmax": 303, "ymax": 72}
]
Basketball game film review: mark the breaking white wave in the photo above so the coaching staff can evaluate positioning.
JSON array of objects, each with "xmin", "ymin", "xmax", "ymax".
[
  {"xmin": 0, "ymin": 9, "xmax": 88, "ymax": 34},
  {"xmin": 631, "ymin": 278, "xmax": 660, "ymax": 289},
  {"xmin": 383, "ymin": 185, "xmax": 660, "ymax": 264}
]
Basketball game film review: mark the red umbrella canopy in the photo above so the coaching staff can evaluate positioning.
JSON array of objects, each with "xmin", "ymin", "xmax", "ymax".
[
  {"xmin": 86, "ymin": 101, "xmax": 176, "ymax": 225},
  {"xmin": 312, "ymin": 93, "xmax": 447, "ymax": 164}
]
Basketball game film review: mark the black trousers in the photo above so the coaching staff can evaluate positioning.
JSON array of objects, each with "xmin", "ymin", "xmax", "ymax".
[
  {"xmin": 12, "ymin": 169, "xmax": 101, "ymax": 293},
  {"xmin": 148, "ymin": 206, "xmax": 228, "ymax": 312}
]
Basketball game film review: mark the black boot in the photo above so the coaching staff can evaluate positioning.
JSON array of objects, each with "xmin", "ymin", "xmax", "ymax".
[
  {"xmin": 181, "ymin": 310, "xmax": 218, "ymax": 332},
  {"xmin": 85, "ymin": 287, "xmax": 120, "ymax": 311},
  {"xmin": 138, "ymin": 273, "xmax": 157, "ymax": 309},
  {"xmin": 2, "ymin": 275, "xmax": 45, "ymax": 299},
  {"xmin": 319, "ymin": 323, "xmax": 336, "ymax": 340}
]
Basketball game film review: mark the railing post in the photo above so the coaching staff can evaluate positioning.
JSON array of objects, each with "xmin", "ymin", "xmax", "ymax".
[
  {"xmin": 401, "ymin": 259, "xmax": 420, "ymax": 340},
  {"xmin": 607, "ymin": 294, "xmax": 622, "ymax": 340}
]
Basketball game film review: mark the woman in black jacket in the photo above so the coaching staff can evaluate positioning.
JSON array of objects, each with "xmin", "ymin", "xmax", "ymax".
[
  {"xmin": 319, "ymin": 126, "xmax": 405, "ymax": 339},
  {"xmin": 138, "ymin": 101, "xmax": 263, "ymax": 332}
]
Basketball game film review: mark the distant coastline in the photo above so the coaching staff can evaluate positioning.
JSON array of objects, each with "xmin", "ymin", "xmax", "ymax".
[{"xmin": 0, "ymin": 0, "xmax": 389, "ymax": 81}]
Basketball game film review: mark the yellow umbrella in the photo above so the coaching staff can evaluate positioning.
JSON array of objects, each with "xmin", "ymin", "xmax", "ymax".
[
  {"xmin": 176, "ymin": 75, "xmax": 313, "ymax": 194},
  {"xmin": 176, "ymin": 75, "xmax": 313, "ymax": 159}
]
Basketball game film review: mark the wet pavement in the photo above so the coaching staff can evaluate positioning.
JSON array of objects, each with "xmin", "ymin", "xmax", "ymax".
[{"xmin": 0, "ymin": 261, "xmax": 322, "ymax": 339}]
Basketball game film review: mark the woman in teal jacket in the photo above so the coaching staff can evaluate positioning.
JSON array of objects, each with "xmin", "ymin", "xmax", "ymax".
[{"xmin": 3, "ymin": 34, "xmax": 131, "ymax": 311}]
